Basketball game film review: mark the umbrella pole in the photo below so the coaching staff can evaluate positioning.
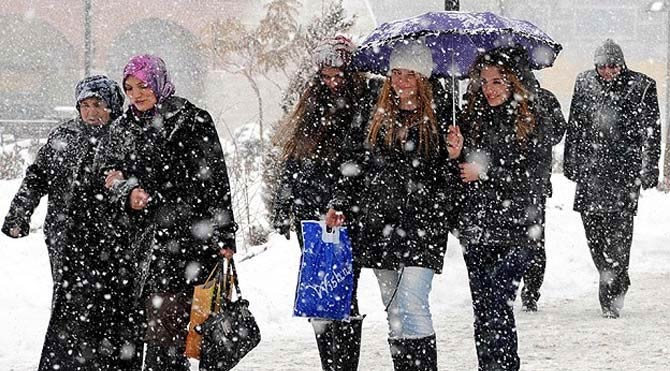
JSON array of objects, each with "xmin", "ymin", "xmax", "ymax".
[{"xmin": 451, "ymin": 51, "xmax": 457, "ymax": 126}]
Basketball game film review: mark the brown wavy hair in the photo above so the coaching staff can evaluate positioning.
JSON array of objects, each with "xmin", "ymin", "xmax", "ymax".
[
  {"xmin": 465, "ymin": 57, "xmax": 536, "ymax": 142},
  {"xmin": 274, "ymin": 72, "xmax": 366, "ymax": 160},
  {"xmin": 366, "ymin": 75, "xmax": 439, "ymax": 156}
]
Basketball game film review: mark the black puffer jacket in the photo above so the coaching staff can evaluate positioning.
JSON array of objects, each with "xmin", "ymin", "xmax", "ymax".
[
  {"xmin": 97, "ymin": 96, "xmax": 237, "ymax": 294},
  {"xmin": 457, "ymin": 100, "xmax": 549, "ymax": 248},
  {"xmin": 332, "ymin": 99, "xmax": 460, "ymax": 273},
  {"xmin": 564, "ymin": 68, "xmax": 661, "ymax": 214}
]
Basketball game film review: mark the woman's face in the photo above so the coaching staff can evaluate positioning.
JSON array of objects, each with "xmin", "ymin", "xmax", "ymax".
[
  {"xmin": 480, "ymin": 66, "xmax": 511, "ymax": 107},
  {"xmin": 390, "ymin": 68, "xmax": 419, "ymax": 101},
  {"xmin": 320, "ymin": 66, "xmax": 345, "ymax": 93},
  {"xmin": 79, "ymin": 97, "xmax": 111, "ymax": 126},
  {"xmin": 124, "ymin": 75, "xmax": 158, "ymax": 112}
]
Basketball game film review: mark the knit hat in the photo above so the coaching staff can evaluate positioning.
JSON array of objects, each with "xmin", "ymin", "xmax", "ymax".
[
  {"xmin": 388, "ymin": 39, "xmax": 434, "ymax": 78},
  {"xmin": 123, "ymin": 54, "xmax": 176, "ymax": 103},
  {"xmin": 75, "ymin": 75, "xmax": 125, "ymax": 120},
  {"xmin": 312, "ymin": 35, "xmax": 355, "ymax": 69},
  {"xmin": 594, "ymin": 39, "xmax": 625, "ymax": 66}
]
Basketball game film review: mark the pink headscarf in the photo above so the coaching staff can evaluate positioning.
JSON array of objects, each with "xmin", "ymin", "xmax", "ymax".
[{"xmin": 123, "ymin": 54, "xmax": 176, "ymax": 104}]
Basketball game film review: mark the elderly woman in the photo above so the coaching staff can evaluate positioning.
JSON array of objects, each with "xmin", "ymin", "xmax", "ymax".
[
  {"xmin": 97, "ymin": 55, "xmax": 237, "ymax": 371},
  {"xmin": 2, "ymin": 75, "xmax": 136, "ymax": 370}
]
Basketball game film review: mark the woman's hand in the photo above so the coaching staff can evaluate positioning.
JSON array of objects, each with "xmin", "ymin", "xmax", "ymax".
[
  {"xmin": 459, "ymin": 162, "xmax": 484, "ymax": 183},
  {"xmin": 325, "ymin": 208, "xmax": 345, "ymax": 227},
  {"xmin": 9, "ymin": 226, "xmax": 22, "ymax": 238},
  {"xmin": 105, "ymin": 170, "xmax": 124, "ymax": 189},
  {"xmin": 446, "ymin": 125, "xmax": 463, "ymax": 159},
  {"xmin": 129, "ymin": 188, "xmax": 150, "ymax": 210},
  {"xmin": 219, "ymin": 248, "xmax": 235, "ymax": 258}
]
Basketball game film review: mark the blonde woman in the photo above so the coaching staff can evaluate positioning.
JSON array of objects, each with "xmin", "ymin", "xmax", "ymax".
[{"xmin": 327, "ymin": 40, "xmax": 461, "ymax": 371}]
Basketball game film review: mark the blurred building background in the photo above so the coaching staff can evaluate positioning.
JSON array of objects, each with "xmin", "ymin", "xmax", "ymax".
[{"xmin": 0, "ymin": 0, "xmax": 668, "ymax": 140}]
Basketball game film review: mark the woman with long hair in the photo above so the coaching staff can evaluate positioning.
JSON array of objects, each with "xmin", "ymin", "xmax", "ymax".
[
  {"xmin": 272, "ymin": 35, "xmax": 376, "ymax": 371},
  {"xmin": 454, "ymin": 48, "xmax": 552, "ymax": 370},
  {"xmin": 327, "ymin": 39, "xmax": 461, "ymax": 371}
]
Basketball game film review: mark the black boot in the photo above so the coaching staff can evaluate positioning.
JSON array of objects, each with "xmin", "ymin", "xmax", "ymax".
[
  {"xmin": 388, "ymin": 334, "xmax": 437, "ymax": 371},
  {"xmin": 313, "ymin": 318, "xmax": 363, "ymax": 371}
]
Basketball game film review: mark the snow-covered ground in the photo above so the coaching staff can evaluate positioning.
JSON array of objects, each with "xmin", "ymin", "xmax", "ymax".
[{"xmin": 1, "ymin": 174, "xmax": 669, "ymax": 370}]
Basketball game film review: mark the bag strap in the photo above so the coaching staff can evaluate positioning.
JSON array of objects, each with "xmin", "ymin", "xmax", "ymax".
[
  {"xmin": 211, "ymin": 257, "xmax": 243, "ymax": 314},
  {"xmin": 224, "ymin": 257, "xmax": 243, "ymax": 298},
  {"xmin": 204, "ymin": 261, "xmax": 220, "ymax": 286}
]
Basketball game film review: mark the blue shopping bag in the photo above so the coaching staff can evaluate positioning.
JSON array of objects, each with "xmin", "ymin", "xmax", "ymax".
[{"xmin": 293, "ymin": 220, "xmax": 354, "ymax": 320}]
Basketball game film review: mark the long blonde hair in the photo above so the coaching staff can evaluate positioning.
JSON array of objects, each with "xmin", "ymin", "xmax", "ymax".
[
  {"xmin": 366, "ymin": 75, "xmax": 439, "ymax": 156},
  {"xmin": 466, "ymin": 59, "xmax": 536, "ymax": 142}
]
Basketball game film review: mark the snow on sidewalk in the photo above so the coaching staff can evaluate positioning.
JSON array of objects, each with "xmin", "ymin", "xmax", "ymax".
[{"xmin": 1, "ymin": 175, "xmax": 669, "ymax": 370}]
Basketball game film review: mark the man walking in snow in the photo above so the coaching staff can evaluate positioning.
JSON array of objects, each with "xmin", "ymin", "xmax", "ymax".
[{"xmin": 564, "ymin": 39, "xmax": 661, "ymax": 318}]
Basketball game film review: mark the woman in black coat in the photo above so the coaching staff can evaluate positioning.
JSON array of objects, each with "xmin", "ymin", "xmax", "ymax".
[
  {"xmin": 2, "ymin": 75, "xmax": 137, "ymax": 370},
  {"xmin": 97, "ymin": 55, "xmax": 237, "ymax": 371},
  {"xmin": 455, "ymin": 49, "xmax": 551, "ymax": 371},
  {"xmin": 327, "ymin": 40, "xmax": 461, "ymax": 371},
  {"xmin": 272, "ymin": 36, "xmax": 376, "ymax": 371}
]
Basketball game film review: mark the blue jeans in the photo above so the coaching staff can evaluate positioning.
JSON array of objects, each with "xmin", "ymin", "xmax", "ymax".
[{"xmin": 374, "ymin": 266, "xmax": 435, "ymax": 339}]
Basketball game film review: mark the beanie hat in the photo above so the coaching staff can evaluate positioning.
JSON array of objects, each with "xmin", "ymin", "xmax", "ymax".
[
  {"xmin": 123, "ymin": 55, "xmax": 176, "ymax": 103},
  {"xmin": 594, "ymin": 39, "xmax": 625, "ymax": 66},
  {"xmin": 75, "ymin": 75, "xmax": 125, "ymax": 120},
  {"xmin": 388, "ymin": 39, "xmax": 434, "ymax": 78},
  {"xmin": 312, "ymin": 35, "xmax": 355, "ymax": 69}
]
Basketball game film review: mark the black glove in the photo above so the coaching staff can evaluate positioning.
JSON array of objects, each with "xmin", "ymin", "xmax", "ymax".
[
  {"xmin": 640, "ymin": 169, "xmax": 659, "ymax": 190},
  {"xmin": 1, "ymin": 217, "xmax": 30, "ymax": 238},
  {"xmin": 274, "ymin": 220, "xmax": 291, "ymax": 240}
]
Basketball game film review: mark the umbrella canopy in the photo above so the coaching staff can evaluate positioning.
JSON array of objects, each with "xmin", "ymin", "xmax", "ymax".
[{"xmin": 354, "ymin": 11, "xmax": 562, "ymax": 78}]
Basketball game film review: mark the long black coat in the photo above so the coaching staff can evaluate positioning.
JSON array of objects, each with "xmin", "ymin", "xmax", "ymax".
[
  {"xmin": 332, "ymin": 100, "xmax": 460, "ymax": 273},
  {"xmin": 2, "ymin": 119, "xmax": 139, "ymax": 370},
  {"xmin": 97, "ymin": 96, "xmax": 237, "ymax": 294},
  {"xmin": 532, "ymin": 87, "xmax": 568, "ymax": 198},
  {"xmin": 457, "ymin": 100, "xmax": 550, "ymax": 248},
  {"xmin": 564, "ymin": 69, "xmax": 661, "ymax": 214}
]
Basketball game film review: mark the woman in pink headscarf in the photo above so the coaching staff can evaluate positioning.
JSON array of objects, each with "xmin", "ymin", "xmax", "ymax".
[{"xmin": 97, "ymin": 54, "xmax": 238, "ymax": 370}]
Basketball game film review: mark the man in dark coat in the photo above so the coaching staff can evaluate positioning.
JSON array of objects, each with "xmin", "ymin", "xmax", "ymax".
[
  {"xmin": 564, "ymin": 39, "xmax": 661, "ymax": 318},
  {"xmin": 2, "ymin": 75, "xmax": 139, "ymax": 370},
  {"xmin": 519, "ymin": 77, "xmax": 568, "ymax": 312}
]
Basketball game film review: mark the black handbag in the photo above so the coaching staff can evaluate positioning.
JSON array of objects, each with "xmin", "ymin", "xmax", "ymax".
[{"xmin": 199, "ymin": 257, "xmax": 261, "ymax": 371}]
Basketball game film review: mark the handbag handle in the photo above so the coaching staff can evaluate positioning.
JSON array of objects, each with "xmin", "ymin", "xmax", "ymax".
[
  {"xmin": 223, "ymin": 257, "xmax": 243, "ymax": 299},
  {"xmin": 212, "ymin": 257, "xmax": 243, "ymax": 313}
]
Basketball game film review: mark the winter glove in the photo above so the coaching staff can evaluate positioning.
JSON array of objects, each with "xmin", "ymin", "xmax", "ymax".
[
  {"xmin": 640, "ymin": 168, "xmax": 659, "ymax": 190},
  {"xmin": 1, "ymin": 216, "xmax": 30, "ymax": 238},
  {"xmin": 273, "ymin": 219, "xmax": 291, "ymax": 240}
]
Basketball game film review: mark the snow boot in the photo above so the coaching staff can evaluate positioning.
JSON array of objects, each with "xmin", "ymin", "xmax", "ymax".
[
  {"xmin": 388, "ymin": 334, "xmax": 437, "ymax": 371},
  {"xmin": 313, "ymin": 317, "xmax": 363, "ymax": 371}
]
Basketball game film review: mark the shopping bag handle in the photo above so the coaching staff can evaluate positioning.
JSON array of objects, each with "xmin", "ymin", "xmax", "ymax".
[{"xmin": 318, "ymin": 221, "xmax": 341, "ymax": 244}]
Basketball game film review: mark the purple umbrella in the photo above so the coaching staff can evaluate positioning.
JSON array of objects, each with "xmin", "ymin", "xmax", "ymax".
[{"xmin": 353, "ymin": 11, "xmax": 562, "ymax": 78}]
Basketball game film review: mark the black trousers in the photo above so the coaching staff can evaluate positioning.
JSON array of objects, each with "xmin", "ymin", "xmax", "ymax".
[
  {"xmin": 521, "ymin": 197, "xmax": 547, "ymax": 305},
  {"xmin": 463, "ymin": 244, "xmax": 532, "ymax": 371},
  {"xmin": 581, "ymin": 211, "xmax": 634, "ymax": 311}
]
